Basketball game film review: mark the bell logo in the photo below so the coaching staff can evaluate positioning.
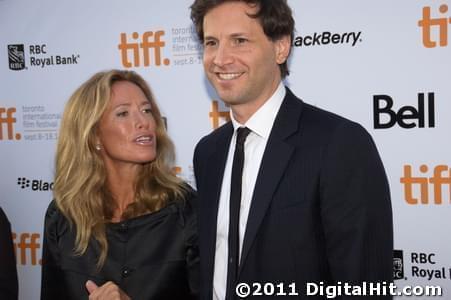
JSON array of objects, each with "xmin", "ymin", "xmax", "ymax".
[
  {"xmin": 118, "ymin": 31, "xmax": 170, "ymax": 68},
  {"xmin": 0, "ymin": 107, "xmax": 21, "ymax": 140},
  {"xmin": 209, "ymin": 101, "xmax": 230, "ymax": 129},
  {"xmin": 400, "ymin": 165, "xmax": 451, "ymax": 205},
  {"xmin": 373, "ymin": 93, "xmax": 435, "ymax": 129},
  {"xmin": 418, "ymin": 4, "xmax": 451, "ymax": 48}
]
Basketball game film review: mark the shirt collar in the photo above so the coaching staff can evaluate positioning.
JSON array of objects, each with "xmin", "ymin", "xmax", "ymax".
[{"xmin": 231, "ymin": 82, "xmax": 286, "ymax": 139}]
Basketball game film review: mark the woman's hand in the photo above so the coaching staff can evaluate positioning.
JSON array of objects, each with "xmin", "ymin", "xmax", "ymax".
[{"xmin": 86, "ymin": 280, "xmax": 131, "ymax": 300}]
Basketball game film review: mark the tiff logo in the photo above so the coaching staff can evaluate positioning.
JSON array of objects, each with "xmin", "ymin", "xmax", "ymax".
[
  {"xmin": 401, "ymin": 165, "xmax": 451, "ymax": 205},
  {"xmin": 418, "ymin": 4, "xmax": 451, "ymax": 48},
  {"xmin": 118, "ymin": 31, "xmax": 170, "ymax": 68},
  {"xmin": 12, "ymin": 232, "xmax": 41, "ymax": 265},
  {"xmin": 210, "ymin": 101, "xmax": 230, "ymax": 129},
  {"xmin": 0, "ymin": 107, "xmax": 21, "ymax": 140}
]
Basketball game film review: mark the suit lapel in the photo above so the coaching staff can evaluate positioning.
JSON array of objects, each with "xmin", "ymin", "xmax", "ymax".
[
  {"xmin": 200, "ymin": 123, "xmax": 233, "ymax": 288},
  {"xmin": 239, "ymin": 88, "xmax": 302, "ymax": 272}
]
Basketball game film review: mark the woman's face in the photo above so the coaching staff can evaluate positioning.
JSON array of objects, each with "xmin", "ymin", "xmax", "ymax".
[{"xmin": 96, "ymin": 81, "xmax": 157, "ymax": 170}]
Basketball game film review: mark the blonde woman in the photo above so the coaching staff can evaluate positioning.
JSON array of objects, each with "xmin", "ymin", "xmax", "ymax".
[{"xmin": 41, "ymin": 70, "xmax": 198, "ymax": 299}]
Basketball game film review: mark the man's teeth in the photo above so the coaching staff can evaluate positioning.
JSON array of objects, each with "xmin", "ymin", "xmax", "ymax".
[{"xmin": 218, "ymin": 73, "xmax": 241, "ymax": 80}]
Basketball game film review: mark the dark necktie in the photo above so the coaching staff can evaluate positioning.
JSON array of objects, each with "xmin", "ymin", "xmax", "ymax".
[{"xmin": 226, "ymin": 127, "xmax": 251, "ymax": 300}]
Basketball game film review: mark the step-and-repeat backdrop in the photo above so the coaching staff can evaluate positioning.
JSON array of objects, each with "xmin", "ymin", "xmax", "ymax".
[{"xmin": 1, "ymin": 0, "xmax": 450, "ymax": 299}]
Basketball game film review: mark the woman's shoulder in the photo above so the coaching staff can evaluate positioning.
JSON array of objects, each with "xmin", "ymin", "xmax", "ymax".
[
  {"xmin": 44, "ymin": 200, "xmax": 70, "ymax": 237},
  {"xmin": 164, "ymin": 183, "xmax": 197, "ymax": 226},
  {"xmin": 174, "ymin": 183, "xmax": 197, "ymax": 213},
  {"xmin": 176, "ymin": 184, "xmax": 198, "ymax": 248},
  {"xmin": 45, "ymin": 200, "xmax": 64, "ymax": 222}
]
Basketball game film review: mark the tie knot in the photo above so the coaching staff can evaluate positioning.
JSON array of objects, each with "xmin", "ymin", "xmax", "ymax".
[{"xmin": 236, "ymin": 127, "xmax": 251, "ymax": 147}]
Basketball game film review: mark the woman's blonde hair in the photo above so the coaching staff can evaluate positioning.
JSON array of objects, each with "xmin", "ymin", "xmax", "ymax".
[{"xmin": 53, "ymin": 69, "xmax": 185, "ymax": 268}]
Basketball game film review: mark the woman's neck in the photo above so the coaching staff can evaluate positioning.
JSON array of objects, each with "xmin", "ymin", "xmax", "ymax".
[{"xmin": 104, "ymin": 163, "xmax": 141, "ymax": 222}]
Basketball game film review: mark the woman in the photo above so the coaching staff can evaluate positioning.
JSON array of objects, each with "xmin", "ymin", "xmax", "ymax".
[{"xmin": 41, "ymin": 70, "xmax": 198, "ymax": 299}]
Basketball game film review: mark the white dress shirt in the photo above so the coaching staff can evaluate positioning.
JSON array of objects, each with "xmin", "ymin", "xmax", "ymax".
[{"xmin": 213, "ymin": 82, "xmax": 286, "ymax": 300}]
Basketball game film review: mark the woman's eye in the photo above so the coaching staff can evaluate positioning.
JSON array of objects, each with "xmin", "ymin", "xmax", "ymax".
[{"xmin": 116, "ymin": 111, "xmax": 128, "ymax": 117}]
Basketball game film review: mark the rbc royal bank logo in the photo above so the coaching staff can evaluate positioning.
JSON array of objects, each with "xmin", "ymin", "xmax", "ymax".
[
  {"xmin": 393, "ymin": 250, "xmax": 405, "ymax": 280},
  {"xmin": 8, "ymin": 44, "xmax": 26, "ymax": 70}
]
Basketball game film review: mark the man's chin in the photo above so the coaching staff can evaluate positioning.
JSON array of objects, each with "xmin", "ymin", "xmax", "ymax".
[
  {"xmin": 218, "ymin": 96, "xmax": 240, "ymax": 107},
  {"xmin": 215, "ymin": 90, "xmax": 242, "ymax": 105}
]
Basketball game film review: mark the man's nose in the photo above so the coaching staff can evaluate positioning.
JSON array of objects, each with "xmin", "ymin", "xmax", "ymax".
[{"xmin": 213, "ymin": 43, "xmax": 234, "ymax": 67}]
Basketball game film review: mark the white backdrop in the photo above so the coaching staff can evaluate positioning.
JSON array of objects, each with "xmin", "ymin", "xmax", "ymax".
[{"xmin": 1, "ymin": 1, "xmax": 450, "ymax": 299}]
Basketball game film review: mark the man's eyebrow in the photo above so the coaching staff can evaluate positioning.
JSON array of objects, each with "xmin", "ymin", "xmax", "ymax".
[
  {"xmin": 204, "ymin": 33, "xmax": 248, "ymax": 40},
  {"xmin": 230, "ymin": 33, "xmax": 248, "ymax": 37},
  {"xmin": 204, "ymin": 35, "xmax": 217, "ymax": 41}
]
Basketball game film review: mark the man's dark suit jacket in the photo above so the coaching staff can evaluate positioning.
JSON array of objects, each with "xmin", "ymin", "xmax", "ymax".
[
  {"xmin": 193, "ymin": 87, "xmax": 393, "ymax": 299},
  {"xmin": 0, "ymin": 207, "xmax": 18, "ymax": 300}
]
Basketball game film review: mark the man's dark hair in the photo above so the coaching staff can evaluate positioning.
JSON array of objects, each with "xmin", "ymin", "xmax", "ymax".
[{"xmin": 190, "ymin": 0, "xmax": 295, "ymax": 78}]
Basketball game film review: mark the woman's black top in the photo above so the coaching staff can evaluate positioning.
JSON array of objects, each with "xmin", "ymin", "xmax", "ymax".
[
  {"xmin": 40, "ymin": 191, "xmax": 199, "ymax": 300},
  {"xmin": 0, "ymin": 207, "xmax": 18, "ymax": 300}
]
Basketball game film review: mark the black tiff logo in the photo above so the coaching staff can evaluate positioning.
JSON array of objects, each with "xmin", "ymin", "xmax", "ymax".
[
  {"xmin": 393, "ymin": 250, "xmax": 405, "ymax": 280},
  {"xmin": 8, "ymin": 44, "xmax": 26, "ymax": 71},
  {"xmin": 17, "ymin": 177, "xmax": 31, "ymax": 189}
]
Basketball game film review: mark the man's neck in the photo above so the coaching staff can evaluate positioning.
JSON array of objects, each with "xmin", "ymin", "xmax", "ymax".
[{"xmin": 231, "ymin": 80, "xmax": 283, "ymax": 124}]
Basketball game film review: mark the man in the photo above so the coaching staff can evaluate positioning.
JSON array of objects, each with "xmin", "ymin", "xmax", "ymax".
[
  {"xmin": 0, "ymin": 207, "xmax": 18, "ymax": 300},
  {"xmin": 191, "ymin": 1, "xmax": 393, "ymax": 299}
]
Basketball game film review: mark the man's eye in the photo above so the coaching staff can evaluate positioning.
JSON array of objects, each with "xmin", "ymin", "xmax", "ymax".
[
  {"xmin": 205, "ymin": 40, "xmax": 217, "ymax": 47},
  {"xmin": 235, "ymin": 38, "xmax": 247, "ymax": 44}
]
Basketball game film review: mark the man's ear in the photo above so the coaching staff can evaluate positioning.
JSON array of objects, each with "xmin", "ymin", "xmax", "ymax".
[{"xmin": 274, "ymin": 35, "xmax": 291, "ymax": 65}]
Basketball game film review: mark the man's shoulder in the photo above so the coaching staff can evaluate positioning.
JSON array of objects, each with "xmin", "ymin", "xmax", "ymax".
[
  {"xmin": 195, "ymin": 121, "xmax": 233, "ymax": 150},
  {"xmin": 286, "ymin": 88, "xmax": 370, "ymax": 140},
  {"xmin": 286, "ymin": 87, "xmax": 351, "ymax": 123}
]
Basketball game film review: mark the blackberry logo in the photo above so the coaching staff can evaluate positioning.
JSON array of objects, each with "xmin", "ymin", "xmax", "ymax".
[
  {"xmin": 8, "ymin": 44, "xmax": 26, "ymax": 71},
  {"xmin": 17, "ymin": 177, "xmax": 30, "ymax": 189},
  {"xmin": 393, "ymin": 250, "xmax": 405, "ymax": 280},
  {"xmin": 16, "ymin": 177, "xmax": 54, "ymax": 191},
  {"xmin": 293, "ymin": 31, "xmax": 362, "ymax": 47}
]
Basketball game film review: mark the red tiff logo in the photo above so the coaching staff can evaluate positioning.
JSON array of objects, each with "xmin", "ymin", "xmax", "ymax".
[
  {"xmin": 418, "ymin": 4, "xmax": 451, "ymax": 48},
  {"xmin": 401, "ymin": 165, "xmax": 451, "ymax": 205},
  {"xmin": 0, "ymin": 107, "xmax": 21, "ymax": 140},
  {"xmin": 118, "ymin": 31, "xmax": 170, "ymax": 68},
  {"xmin": 12, "ymin": 232, "xmax": 41, "ymax": 265},
  {"xmin": 209, "ymin": 101, "xmax": 230, "ymax": 129}
]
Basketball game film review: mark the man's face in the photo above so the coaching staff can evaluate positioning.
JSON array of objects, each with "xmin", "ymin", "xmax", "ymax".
[{"xmin": 202, "ymin": 2, "xmax": 289, "ymax": 111}]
